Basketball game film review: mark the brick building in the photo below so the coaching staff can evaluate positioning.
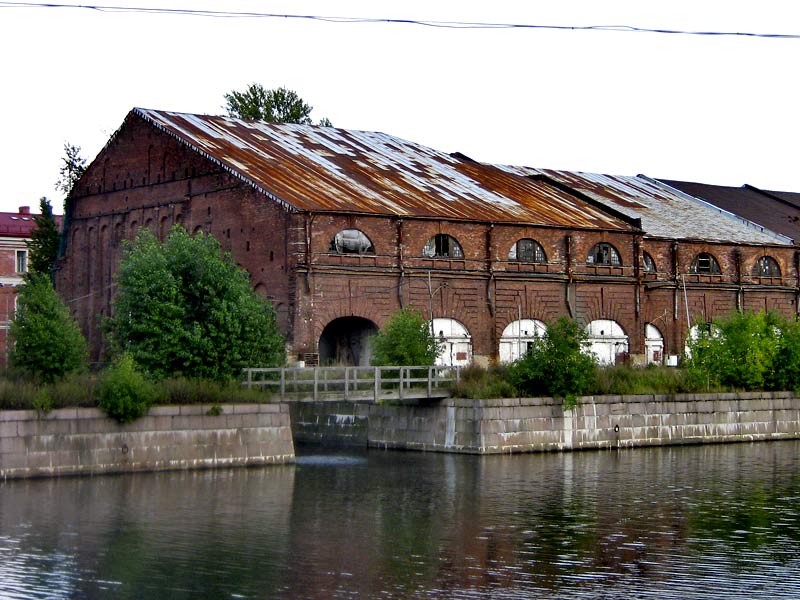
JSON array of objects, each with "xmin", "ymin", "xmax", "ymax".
[
  {"xmin": 0, "ymin": 206, "xmax": 50, "ymax": 366},
  {"xmin": 55, "ymin": 108, "xmax": 799, "ymax": 367}
]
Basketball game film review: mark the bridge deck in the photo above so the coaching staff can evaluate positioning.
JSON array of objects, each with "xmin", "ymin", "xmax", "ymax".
[{"xmin": 242, "ymin": 366, "xmax": 461, "ymax": 403}]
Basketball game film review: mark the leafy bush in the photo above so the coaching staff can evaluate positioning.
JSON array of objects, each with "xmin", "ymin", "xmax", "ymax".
[
  {"xmin": 371, "ymin": 308, "xmax": 441, "ymax": 366},
  {"xmin": 769, "ymin": 317, "xmax": 800, "ymax": 392},
  {"xmin": 97, "ymin": 355, "xmax": 156, "ymax": 423},
  {"xmin": 686, "ymin": 311, "xmax": 783, "ymax": 391},
  {"xmin": 9, "ymin": 273, "xmax": 88, "ymax": 382},
  {"xmin": 105, "ymin": 226, "xmax": 285, "ymax": 381},
  {"xmin": 507, "ymin": 317, "xmax": 597, "ymax": 408}
]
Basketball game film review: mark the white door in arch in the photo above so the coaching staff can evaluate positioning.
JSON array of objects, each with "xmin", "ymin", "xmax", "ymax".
[
  {"xmin": 585, "ymin": 319, "xmax": 629, "ymax": 366},
  {"xmin": 498, "ymin": 319, "xmax": 547, "ymax": 363},
  {"xmin": 645, "ymin": 323, "xmax": 664, "ymax": 365},
  {"xmin": 430, "ymin": 318, "xmax": 472, "ymax": 367}
]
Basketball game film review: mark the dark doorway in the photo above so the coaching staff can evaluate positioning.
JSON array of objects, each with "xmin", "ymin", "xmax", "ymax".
[{"xmin": 318, "ymin": 317, "xmax": 378, "ymax": 366}]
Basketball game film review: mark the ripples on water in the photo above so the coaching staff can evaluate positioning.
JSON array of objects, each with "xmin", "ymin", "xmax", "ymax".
[{"xmin": 1, "ymin": 441, "xmax": 799, "ymax": 599}]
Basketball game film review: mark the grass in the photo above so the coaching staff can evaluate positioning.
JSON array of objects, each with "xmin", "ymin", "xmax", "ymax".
[
  {"xmin": 451, "ymin": 363, "xmax": 735, "ymax": 399},
  {"xmin": 0, "ymin": 374, "xmax": 271, "ymax": 412},
  {"xmin": 0, "ymin": 364, "xmax": 751, "ymax": 411}
]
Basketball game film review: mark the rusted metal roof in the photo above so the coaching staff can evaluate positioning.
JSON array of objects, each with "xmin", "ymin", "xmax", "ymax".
[
  {"xmin": 498, "ymin": 165, "xmax": 792, "ymax": 246},
  {"xmin": 131, "ymin": 108, "xmax": 634, "ymax": 231}
]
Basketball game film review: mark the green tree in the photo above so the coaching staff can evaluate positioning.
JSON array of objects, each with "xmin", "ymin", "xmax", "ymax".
[
  {"xmin": 686, "ymin": 310, "xmax": 783, "ymax": 391},
  {"xmin": 224, "ymin": 83, "xmax": 332, "ymax": 125},
  {"xmin": 770, "ymin": 317, "xmax": 800, "ymax": 392},
  {"xmin": 9, "ymin": 273, "xmax": 88, "ymax": 382},
  {"xmin": 371, "ymin": 308, "xmax": 440, "ymax": 366},
  {"xmin": 507, "ymin": 317, "xmax": 597, "ymax": 408},
  {"xmin": 105, "ymin": 226, "xmax": 285, "ymax": 380},
  {"xmin": 27, "ymin": 197, "xmax": 60, "ymax": 277},
  {"xmin": 55, "ymin": 142, "xmax": 87, "ymax": 196}
]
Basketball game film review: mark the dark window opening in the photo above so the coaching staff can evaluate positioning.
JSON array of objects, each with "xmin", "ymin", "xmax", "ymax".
[
  {"xmin": 690, "ymin": 252, "xmax": 721, "ymax": 275},
  {"xmin": 423, "ymin": 234, "xmax": 464, "ymax": 259},
  {"xmin": 753, "ymin": 256, "xmax": 781, "ymax": 277},
  {"xmin": 642, "ymin": 252, "xmax": 656, "ymax": 273},
  {"xmin": 509, "ymin": 238, "xmax": 546, "ymax": 263},
  {"xmin": 588, "ymin": 242, "xmax": 621, "ymax": 266}
]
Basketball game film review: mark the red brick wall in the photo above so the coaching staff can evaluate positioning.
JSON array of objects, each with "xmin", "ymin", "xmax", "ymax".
[{"xmin": 56, "ymin": 115, "xmax": 800, "ymax": 365}]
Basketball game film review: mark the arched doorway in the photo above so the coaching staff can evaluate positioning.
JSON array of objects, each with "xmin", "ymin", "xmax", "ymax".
[
  {"xmin": 318, "ymin": 317, "xmax": 378, "ymax": 366},
  {"xmin": 586, "ymin": 319, "xmax": 629, "ymax": 366},
  {"xmin": 431, "ymin": 318, "xmax": 472, "ymax": 367},
  {"xmin": 645, "ymin": 323, "xmax": 664, "ymax": 365},
  {"xmin": 499, "ymin": 319, "xmax": 546, "ymax": 363}
]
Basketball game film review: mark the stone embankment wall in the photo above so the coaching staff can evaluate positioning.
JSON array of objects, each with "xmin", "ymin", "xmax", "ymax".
[
  {"xmin": 0, "ymin": 404, "xmax": 294, "ymax": 480},
  {"xmin": 294, "ymin": 392, "xmax": 800, "ymax": 453}
]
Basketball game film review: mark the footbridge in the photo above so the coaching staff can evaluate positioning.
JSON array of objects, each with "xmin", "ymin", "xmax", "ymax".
[{"xmin": 242, "ymin": 365, "xmax": 462, "ymax": 403}]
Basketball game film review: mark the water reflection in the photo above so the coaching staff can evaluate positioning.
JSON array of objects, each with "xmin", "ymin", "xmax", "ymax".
[{"xmin": 1, "ymin": 442, "xmax": 799, "ymax": 599}]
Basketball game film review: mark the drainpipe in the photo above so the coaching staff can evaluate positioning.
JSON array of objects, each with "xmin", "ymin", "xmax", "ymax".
[
  {"xmin": 397, "ymin": 218, "xmax": 405, "ymax": 308},
  {"xmin": 565, "ymin": 234, "xmax": 575, "ymax": 318},
  {"xmin": 304, "ymin": 213, "xmax": 313, "ymax": 293},
  {"xmin": 633, "ymin": 237, "xmax": 641, "ymax": 319},
  {"xmin": 734, "ymin": 249, "xmax": 743, "ymax": 312},
  {"xmin": 672, "ymin": 241, "xmax": 680, "ymax": 321},
  {"xmin": 486, "ymin": 223, "xmax": 495, "ymax": 318},
  {"xmin": 795, "ymin": 250, "xmax": 800, "ymax": 317}
]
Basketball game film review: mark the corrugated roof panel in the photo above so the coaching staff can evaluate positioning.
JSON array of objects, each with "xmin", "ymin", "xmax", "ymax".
[
  {"xmin": 498, "ymin": 165, "xmax": 791, "ymax": 245},
  {"xmin": 133, "ymin": 108, "xmax": 634, "ymax": 231}
]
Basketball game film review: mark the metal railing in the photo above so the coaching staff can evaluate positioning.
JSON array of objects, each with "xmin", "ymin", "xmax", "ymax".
[{"xmin": 242, "ymin": 365, "xmax": 462, "ymax": 402}]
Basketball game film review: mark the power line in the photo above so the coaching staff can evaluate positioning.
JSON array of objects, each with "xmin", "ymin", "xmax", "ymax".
[{"xmin": 1, "ymin": 1, "xmax": 799, "ymax": 40}]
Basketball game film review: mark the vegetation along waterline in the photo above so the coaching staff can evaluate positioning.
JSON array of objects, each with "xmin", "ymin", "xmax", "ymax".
[{"xmin": 8, "ymin": 200, "xmax": 800, "ymax": 422}]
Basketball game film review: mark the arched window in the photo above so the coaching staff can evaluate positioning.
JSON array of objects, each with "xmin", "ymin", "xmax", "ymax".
[
  {"xmin": 509, "ymin": 238, "xmax": 546, "ymax": 263},
  {"xmin": 423, "ymin": 234, "xmax": 463, "ymax": 259},
  {"xmin": 499, "ymin": 319, "xmax": 546, "ymax": 363},
  {"xmin": 645, "ymin": 323, "xmax": 664, "ymax": 365},
  {"xmin": 642, "ymin": 252, "xmax": 657, "ymax": 273},
  {"xmin": 690, "ymin": 252, "xmax": 721, "ymax": 274},
  {"xmin": 587, "ymin": 242, "xmax": 621, "ymax": 266},
  {"xmin": 586, "ymin": 319, "xmax": 628, "ymax": 365},
  {"xmin": 586, "ymin": 319, "xmax": 629, "ymax": 366},
  {"xmin": 329, "ymin": 229, "xmax": 374, "ymax": 254},
  {"xmin": 429, "ymin": 317, "xmax": 472, "ymax": 367},
  {"xmin": 753, "ymin": 256, "xmax": 781, "ymax": 277}
]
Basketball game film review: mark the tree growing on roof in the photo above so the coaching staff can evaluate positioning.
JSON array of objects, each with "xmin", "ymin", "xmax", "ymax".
[
  {"xmin": 55, "ymin": 142, "xmax": 87, "ymax": 198},
  {"xmin": 105, "ymin": 225, "xmax": 285, "ymax": 380},
  {"xmin": 27, "ymin": 197, "xmax": 60, "ymax": 278},
  {"xmin": 224, "ymin": 83, "xmax": 333, "ymax": 126}
]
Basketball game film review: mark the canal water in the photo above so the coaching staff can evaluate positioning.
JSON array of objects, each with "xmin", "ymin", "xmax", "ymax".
[{"xmin": 1, "ymin": 441, "xmax": 799, "ymax": 599}]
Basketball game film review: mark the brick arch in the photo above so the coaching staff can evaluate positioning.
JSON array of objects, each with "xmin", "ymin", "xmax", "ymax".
[
  {"xmin": 317, "ymin": 315, "xmax": 380, "ymax": 366},
  {"xmin": 313, "ymin": 304, "xmax": 388, "ymax": 341}
]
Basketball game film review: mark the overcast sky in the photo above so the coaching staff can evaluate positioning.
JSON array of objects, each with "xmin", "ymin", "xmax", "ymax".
[{"xmin": 2, "ymin": 0, "xmax": 799, "ymax": 214}]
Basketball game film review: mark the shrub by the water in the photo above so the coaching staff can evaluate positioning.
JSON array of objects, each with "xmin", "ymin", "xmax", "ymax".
[
  {"xmin": 507, "ymin": 317, "xmax": 597, "ymax": 408},
  {"xmin": 371, "ymin": 308, "xmax": 440, "ymax": 366},
  {"xmin": 97, "ymin": 355, "xmax": 156, "ymax": 423}
]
